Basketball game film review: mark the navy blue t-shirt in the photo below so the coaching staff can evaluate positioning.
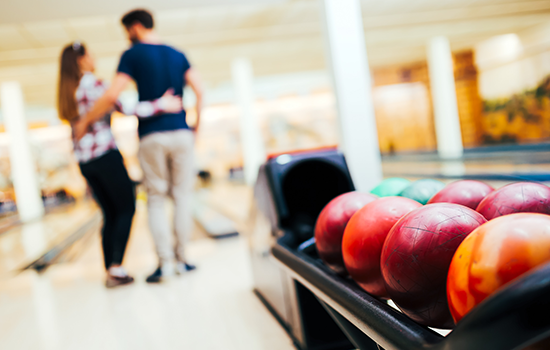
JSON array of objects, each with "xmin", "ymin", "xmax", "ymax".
[{"xmin": 117, "ymin": 43, "xmax": 191, "ymax": 138}]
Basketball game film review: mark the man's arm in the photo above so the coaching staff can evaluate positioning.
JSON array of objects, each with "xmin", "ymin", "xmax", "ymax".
[
  {"xmin": 185, "ymin": 68, "xmax": 204, "ymax": 132},
  {"xmin": 74, "ymin": 73, "xmax": 132, "ymax": 140}
]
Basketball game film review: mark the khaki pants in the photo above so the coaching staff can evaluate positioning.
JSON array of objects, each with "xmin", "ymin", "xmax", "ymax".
[{"xmin": 138, "ymin": 129, "xmax": 195, "ymax": 266}]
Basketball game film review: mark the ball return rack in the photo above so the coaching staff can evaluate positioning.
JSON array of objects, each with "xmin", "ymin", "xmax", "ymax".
[
  {"xmin": 249, "ymin": 148, "xmax": 550, "ymax": 350},
  {"xmin": 272, "ymin": 233, "xmax": 550, "ymax": 350}
]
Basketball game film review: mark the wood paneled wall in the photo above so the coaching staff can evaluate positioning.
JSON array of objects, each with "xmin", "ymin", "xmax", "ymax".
[
  {"xmin": 454, "ymin": 51, "xmax": 483, "ymax": 147},
  {"xmin": 371, "ymin": 50, "xmax": 483, "ymax": 153}
]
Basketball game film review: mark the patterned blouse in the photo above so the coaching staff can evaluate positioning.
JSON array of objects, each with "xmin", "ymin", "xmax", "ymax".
[{"xmin": 73, "ymin": 72, "xmax": 166, "ymax": 163}]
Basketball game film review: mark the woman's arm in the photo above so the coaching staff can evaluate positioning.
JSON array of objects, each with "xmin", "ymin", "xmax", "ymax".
[
  {"xmin": 115, "ymin": 89, "xmax": 183, "ymax": 118},
  {"xmin": 74, "ymin": 74, "xmax": 183, "ymax": 139}
]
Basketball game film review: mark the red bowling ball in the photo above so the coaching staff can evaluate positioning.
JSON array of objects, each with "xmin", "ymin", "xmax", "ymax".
[
  {"xmin": 381, "ymin": 203, "xmax": 486, "ymax": 329},
  {"xmin": 315, "ymin": 192, "xmax": 377, "ymax": 275},
  {"xmin": 428, "ymin": 180, "xmax": 494, "ymax": 210},
  {"xmin": 476, "ymin": 182, "xmax": 550, "ymax": 220},
  {"xmin": 342, "ymin": 197, "xmax": 422, "ymax": 298}
]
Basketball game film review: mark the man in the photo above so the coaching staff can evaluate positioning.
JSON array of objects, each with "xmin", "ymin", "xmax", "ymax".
[{"xmin": 77, "ymin": 9, "xmax": 203, "ymax": 282}]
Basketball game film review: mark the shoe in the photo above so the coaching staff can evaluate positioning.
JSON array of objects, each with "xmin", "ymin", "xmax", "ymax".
[
  {"xmin": 176, "ymin": 262, "xmax": 196, "ymax": 275},
  {"xmin": 146, "ymin": 267, "xmax": 163, "ymax": 283},
  {"xmin": 146, "ymin": 262, "xmax": 177, "ymax": 283},
  {"xmin": 106, "ymin": 274, "xmax": 134, "ymax": 288}
]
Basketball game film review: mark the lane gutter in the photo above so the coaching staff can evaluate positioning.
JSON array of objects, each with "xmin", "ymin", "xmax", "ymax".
[{"xmin": 21, "ymin": 212, "xmax": 102, "ymax": 272}]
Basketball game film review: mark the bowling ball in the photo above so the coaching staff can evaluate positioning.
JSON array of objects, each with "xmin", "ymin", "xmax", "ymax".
[
  {"xmin": 448, "ymin": 213, "xmax": 550, "ymax": 323},
  {"xmin": 381, "ymin": 203, "xmax": 486, "ymax": 328},
  {"xmin": 400, "ymin": 179, "xmax": 445, "ymax": 205},
  {"xmin": 342, "ymin": 197, "xmax": 422, "ymax": 297},
  {"xmin": 428, "ymin": 180, "xmax": 494, "ymax": 210},
  {"xmin": 476, "ymin": 182, "xmax": 550, "ymax": 220},
  {"xmin": 370, "ymin": 178, "xmax": 411, "ymax": 197},
  {"xmin": 315, "ymin": 192, "xmax": 377, "ymax": 275}
]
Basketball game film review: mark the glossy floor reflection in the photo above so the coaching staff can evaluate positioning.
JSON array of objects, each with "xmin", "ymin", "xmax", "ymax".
[
  {"xmin": 0, "ymin": 202, "xmax": 99, "ymax": 279},
  {"xmin": 0, "ymin": 199, "xmax": 295, "ymax": 350}
]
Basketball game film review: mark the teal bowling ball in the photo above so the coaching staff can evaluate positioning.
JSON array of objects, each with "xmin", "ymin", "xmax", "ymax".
[
  {"xmin": 399, "ymin": 179, "xmax": 445, "ymax": 205},
  {"xmin": 370, "ymin": 177, "xmax": 411, "ymax": 197}
]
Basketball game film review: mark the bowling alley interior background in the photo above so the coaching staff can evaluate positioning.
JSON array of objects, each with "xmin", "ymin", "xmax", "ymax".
[{"xmin": 1, "ymin": 1, "xmax": 550, "ymax": 350}]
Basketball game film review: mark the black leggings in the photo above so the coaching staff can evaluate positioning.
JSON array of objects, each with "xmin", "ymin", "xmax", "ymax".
[{"xmin": 80, "ymin": 150, "xmax": 136, "ymax": 270}]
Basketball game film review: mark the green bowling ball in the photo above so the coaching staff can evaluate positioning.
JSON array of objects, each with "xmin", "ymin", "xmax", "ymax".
[
  {"xmin": 399, "ymin": 179, "xmax": 445, "ymax": 205},
  {"xmin": 370, "ymin": 177, "xmax": 411, "ymax": 197}
]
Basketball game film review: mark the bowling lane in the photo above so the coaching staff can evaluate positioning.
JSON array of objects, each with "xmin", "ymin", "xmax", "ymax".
[
  {"xmin": 0, "ymin": 191, "xmax": 295, "ymax": 350},
  {"xmin": 0, "ymin": 201, "xmax": 100, "ymax": 280},
  {"xmin": 382, "ymin": 149, "xmax": 550, "ymax": 183},
  {"xmin": 383, "ymin": 161, "xmax": 550, "ymax": 179},
  {"xmin": 195, "ymin": 181, "xmax": 253, "ymax": 224}
]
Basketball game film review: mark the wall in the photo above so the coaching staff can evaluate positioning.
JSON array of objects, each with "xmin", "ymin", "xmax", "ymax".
[
  {"xmin": 454, "ymin": 51, "xmax": 483, "ymax": 147},
  {"xmin": 371, "ymin": 51, "xmax": 482, "ymax": 153},
  {"xmin": 194, "ymin": 91, "xmax": 339, "ymax": 178},
  {"xmin": 194, "ymin": 51, "xmax": 485, "ymax": 177},
  {"xmin": 476, "ymin": 23, "xmax": 550, "ymax": 144}
]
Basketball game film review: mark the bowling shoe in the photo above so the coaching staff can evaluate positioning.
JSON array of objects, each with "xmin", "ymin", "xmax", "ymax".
[
  {"xmin": 176, "ymin": 262, "xmax": 196, "ymax": 275},
  {"xmin": 146, "ymin": 263, "xmax": 176, "ymax": 283},
  {"xmin": 106, "ymin": 274, "xmax": 135, "ymax": 288}
]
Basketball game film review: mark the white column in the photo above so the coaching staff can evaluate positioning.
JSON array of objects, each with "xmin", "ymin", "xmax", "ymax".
[
  {"xmin": 231, "ymin": 58, "xmax": 266, "ymax": 186},
  {"xmin": 1, "ymin": 82, "xmax": 44, "ymax": 222},
  {"xmin": 427, "ymin": 36, "xmax": 464, "ymax": 159},
  {"xmin": 320, "ymin": 0, "xmax": 382, "ymax": 192}
]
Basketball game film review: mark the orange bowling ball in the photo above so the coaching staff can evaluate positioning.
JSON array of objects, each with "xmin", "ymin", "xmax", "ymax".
[{"xmin": 447, "ymin": 213, "xmax": 550, "ymax": 324}]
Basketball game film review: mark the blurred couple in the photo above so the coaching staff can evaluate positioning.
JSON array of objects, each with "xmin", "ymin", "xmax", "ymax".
[{"xmin": 57, "ymin": 9, "xmax": 204, "ymax": 287}]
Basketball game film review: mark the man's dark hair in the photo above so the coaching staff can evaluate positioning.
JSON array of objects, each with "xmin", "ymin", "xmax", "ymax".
[{"xmin": 121, "ymin": 9, "xmax": 154, "ymax": 29}]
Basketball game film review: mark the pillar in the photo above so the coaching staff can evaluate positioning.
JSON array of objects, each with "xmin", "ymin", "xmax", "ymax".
[
  {"xmin": 427, "ymin": 36, "xmax": 464, "ymax": 159},
  {"xmin": 320, "ymin": 0, "xmax": 383, "ymax": 192},
  {"xmin": 231, "ymin": 58, "xmax": 266, "ymax": 186},
  {"xmin": 1, "ymin": 82, "xmax": 44, "ymax": 222}
]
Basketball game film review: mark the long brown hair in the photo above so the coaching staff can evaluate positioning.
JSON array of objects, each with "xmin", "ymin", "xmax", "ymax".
[{"xmin": 57, "ymin": 42, "xmax": 86, "ymax": 122}]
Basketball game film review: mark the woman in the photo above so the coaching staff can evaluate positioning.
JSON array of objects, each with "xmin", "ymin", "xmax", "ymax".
[{"xmin": 57, "ymin": 42, "xmax": 181, "ymax": 288}]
